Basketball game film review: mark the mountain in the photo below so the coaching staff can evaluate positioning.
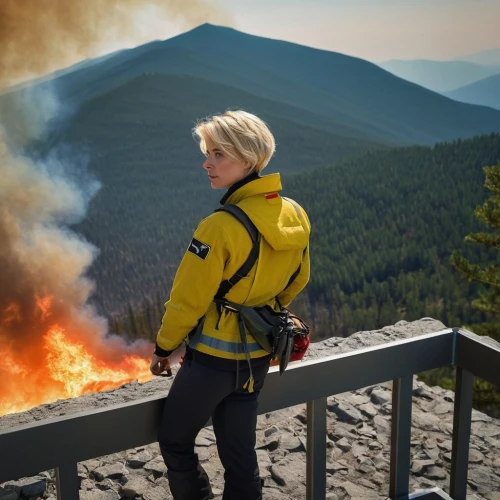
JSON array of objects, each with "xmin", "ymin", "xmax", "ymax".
[
  {"xmin": 444, "ymin": 74, "xmax": 500, "ymax": 110},
  {"xmin": 4, "ymin": 23, "xmax": 500, "ymax": 149},
  {"xmin": 456, "ymin": 47, "xmax": 500, "ymax": 67},
  {"xmin": 0, "ymin": 49, "xmax": 126, "ymax": 96},
  {"xmin": 377, "ymin": 59, "xmax": 498, "ymax": 93}
]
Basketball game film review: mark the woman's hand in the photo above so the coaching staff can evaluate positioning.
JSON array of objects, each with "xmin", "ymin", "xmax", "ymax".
[{"xmin": 150, "ymin": 354, "xmax": 171, "ymax": 376}]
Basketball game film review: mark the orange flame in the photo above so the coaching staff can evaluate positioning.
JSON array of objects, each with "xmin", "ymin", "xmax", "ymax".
[
  {"xmin": 3, "ymin": 303, "xmax": 22, "ymax": 325},
  {"xmin": 0, "ymin": 297, "xmax": 153, "ymax": 417},
  {"xmin": 44, "ymin": 326, "xmax": 150, "ymax": 398},
  {"xmin": 36, "ymin": 296, "xmax": 53, "ymax": 320}
]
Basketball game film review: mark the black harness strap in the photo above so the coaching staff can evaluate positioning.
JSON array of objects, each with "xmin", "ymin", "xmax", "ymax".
[
  {"xmin": 214, "ymin": 205, "xmax": 260, "ymax": 300},
  {"xmin": 215, "ymin": 204, "xmax": 306, "ymax": 300},
  {"xmin": 285, "ymin": 264, "xmax": 301, "ymax": 290}
]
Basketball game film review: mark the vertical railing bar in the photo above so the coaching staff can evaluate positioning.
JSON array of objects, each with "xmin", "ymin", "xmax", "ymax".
[
  {"xmin": 449, "ymin": 367, "xmax": 473, "ymax": 499},
  {"xmin": 55, "ymin": 462, "xmax": 80, "ymax": 500},
  {"xmin": 306, "ymin": 397, "xmax": 327, "ymax": 500},
  {"xmin": 389, "ymin": 375, "xmax": 413, "ymax": 499}
]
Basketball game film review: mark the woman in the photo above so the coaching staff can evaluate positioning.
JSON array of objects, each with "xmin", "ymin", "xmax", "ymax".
[{"xmin": 150, "ymin": 110, "xmax": 311, "ymax": 500}]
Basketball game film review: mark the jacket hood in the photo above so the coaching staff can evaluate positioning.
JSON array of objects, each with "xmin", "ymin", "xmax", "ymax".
[{"xmin": 223, "ymin": 173, "xmax": 310, "ymax": 251}]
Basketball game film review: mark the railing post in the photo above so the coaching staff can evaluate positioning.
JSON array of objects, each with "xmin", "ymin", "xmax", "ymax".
[
  {"xmin": 306, "ymin": 397, "xmax": 327, "ymax": 500},
  {"xmin": 389, "ymin": 375, "xmax": 413, "ymax": 499},
  {"xmin": 55, "ymin": 463, "xmax": 80, "ymax": 500},
  {"xmin": 450, "ymin": 367, "xmax": 474, "ymax": 500}
]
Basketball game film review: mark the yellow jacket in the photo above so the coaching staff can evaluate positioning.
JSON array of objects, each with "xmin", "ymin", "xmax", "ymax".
[{"xmin": 155, "ymin": 172, "xmax": 311, "ymax": 360}]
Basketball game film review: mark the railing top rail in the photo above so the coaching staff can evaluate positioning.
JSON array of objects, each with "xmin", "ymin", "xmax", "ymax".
[
  {"xmin": 0, "ymin": 328, "xmax": 455, "ymax": 436},
  {"xmin": 284, "ymin": 327, "xmax": 455, "ymax": 368}
]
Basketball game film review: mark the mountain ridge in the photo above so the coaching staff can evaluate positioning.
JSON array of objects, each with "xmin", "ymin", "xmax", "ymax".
[
  {"xmin": 3, "ymin": 23, "xmax": 500, "ymax": 148},
  {"xmin": 455, "ymin": 46, "xmax": 500, "ymax": 66},
  {"xmin": 377, "ymin": 58, "xmax": 498, "ymax": 92},
  {"xmin": 445, "ymin": 74, "xmax": 500, "ymax": 110}
]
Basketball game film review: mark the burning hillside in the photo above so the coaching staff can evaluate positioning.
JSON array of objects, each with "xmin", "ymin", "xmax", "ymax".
[{"xmin": 0, "ymin": 122, "xmax": 153, "ymax": 417}]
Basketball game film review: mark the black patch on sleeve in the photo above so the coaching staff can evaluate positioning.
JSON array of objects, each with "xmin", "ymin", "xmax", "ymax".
[{"xmin": 188, "ymin": 238, "xmax": 211, "ymax": 260}]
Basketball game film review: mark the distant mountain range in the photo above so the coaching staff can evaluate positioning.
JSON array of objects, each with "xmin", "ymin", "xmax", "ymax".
[
  {"xmin": 444, "ymin": 74, "xmax": 500, "ymax": 110},
  {"xmin": 378, "ymin": 47, "xmax": 500, "ymax": 110},
  {"xmin": 3, "ymin": 23, "xmax": 500, "ymax": 150},
  {"xmin": 456, "ymin": 47, "xmax": 500, "ymax": 67},
  {"xmin": 377, "ymin": 59, "xmax": 498, "ymax": 93}
]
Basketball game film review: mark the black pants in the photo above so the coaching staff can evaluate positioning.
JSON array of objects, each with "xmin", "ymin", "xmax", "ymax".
[{"xmin": 157, "ymin": 355, "xmax": 270, "ymax": 500}]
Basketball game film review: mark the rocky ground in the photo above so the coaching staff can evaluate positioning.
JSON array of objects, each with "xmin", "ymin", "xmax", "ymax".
[{"xmin": 1, "ymin": 318, "xmax": 500, "ymax": 500}]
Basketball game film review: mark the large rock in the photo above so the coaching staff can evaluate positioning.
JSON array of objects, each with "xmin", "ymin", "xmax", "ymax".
[
  {"xmin": 143, "ymin": 458, "xmax": 168, "ymax": 476},
  {"xmin": 92, "ymin": 463, "xmax": 128, "ymax": 481},
  {"xmin": 329, "ymin": 402, "xmax": 363, "ymax": 424},
  {"xmin": 126, "ymin": 449, "xmax": 152, "ymax": 469}
]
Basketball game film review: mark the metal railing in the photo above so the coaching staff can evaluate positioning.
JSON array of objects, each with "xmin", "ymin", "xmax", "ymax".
[{"xmin": 1, "ymin": 327, "xmax": 499, "ymax": 500}]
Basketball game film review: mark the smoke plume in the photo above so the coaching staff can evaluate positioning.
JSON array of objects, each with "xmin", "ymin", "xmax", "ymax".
[{"xmin": 0, "ymin": 0, "xmax": 231, "ymax": 90}]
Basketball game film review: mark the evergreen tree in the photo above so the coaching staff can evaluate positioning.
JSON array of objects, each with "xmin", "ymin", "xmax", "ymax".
[
  {"xmin": 450, "ymin": 163, "xmax": 500, "ymax": 415},
  {"xmin": 450, "ymin": 163, "xmax": 500, "ymax": 342}
]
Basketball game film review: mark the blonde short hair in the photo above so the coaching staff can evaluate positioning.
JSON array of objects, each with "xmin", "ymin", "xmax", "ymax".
[{"xmin": 192, "ymin": 110, "xmax": 276, "ymax": 174}]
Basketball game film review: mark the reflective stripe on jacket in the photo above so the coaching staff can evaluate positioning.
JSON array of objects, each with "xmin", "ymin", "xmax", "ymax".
[{"xmin": 156, "ymin": 172, "xmax": 311, "ymax": 361}]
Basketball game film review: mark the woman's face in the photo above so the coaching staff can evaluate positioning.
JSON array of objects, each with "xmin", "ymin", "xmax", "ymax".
[{"xmin": 203, "ymin": 137, "xmax": 250, "ymax": 189}]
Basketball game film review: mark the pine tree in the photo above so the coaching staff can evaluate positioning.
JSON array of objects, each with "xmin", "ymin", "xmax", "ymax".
[
  {"xmin": 450, "ymin": 163, "xmax": 500, "ymax": 341},
  {"xmin": 450, "ymin": 163, "xmax": 500, "ymax": 415}
]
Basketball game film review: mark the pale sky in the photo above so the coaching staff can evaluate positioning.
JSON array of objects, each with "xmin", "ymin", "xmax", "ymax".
[
  {"xmin": 128, "ymin": 0, "xmax": 500, "ymax": 63},
  {"xmin": 222, "ymin": 0, "xmax": 500, "ymax": 61}
]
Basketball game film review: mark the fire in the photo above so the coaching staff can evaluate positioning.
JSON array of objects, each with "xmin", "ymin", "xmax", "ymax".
[
  {"xmin": 36, "ymin": 296, "xmax": 53, "ymax": 320},
  {"xmin": 0, "ymin": 297, "xmax": 153, "ymax": 417},
  {"xmin": 45, "ymin": 326, "xmax": 151, "ymax": 398},
  {"xmin": 3, "ymin": 303, "xmax": 22, "ymax": 325}
]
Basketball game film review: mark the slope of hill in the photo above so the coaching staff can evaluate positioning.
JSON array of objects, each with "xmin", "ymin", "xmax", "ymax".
[
  {"xmin": 444, "ymin": 74, "xmax": 500, "ymax": 110},
  {"xmin": 0, "ymin": 49, "xmax": 126, "ymax": 96},
  {"xmin": 283, "ymin": 133, "xmax": 500, "ymax": 338},
  {"xmin": 377, "ymin": 58, "xmax": 497, "ymax": 92},
  {"xmin": 4, "ymin": 24, "xmax": 500, "ymax": 149}
]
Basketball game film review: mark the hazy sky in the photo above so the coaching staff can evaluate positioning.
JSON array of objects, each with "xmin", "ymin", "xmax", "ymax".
[
  {"xmin": 3, "ymin": 0, "xmax": 500, "ymax": 89},
  {"xmin": 218, "ymin": 0, "xmax": 500, "ymax": 61},
  {"xmin": 132, "ymin": 0, "xmax": 499, "ymax": 63}
]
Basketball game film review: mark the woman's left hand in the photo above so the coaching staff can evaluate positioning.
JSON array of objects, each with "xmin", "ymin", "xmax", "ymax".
[{"xmin": 150, "ymin": 354, "xmax": 171, "ymax": 376}]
